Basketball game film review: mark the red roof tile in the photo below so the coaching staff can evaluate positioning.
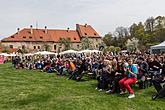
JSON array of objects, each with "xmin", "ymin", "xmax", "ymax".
[
  {"xmin": 2, "ymin": 28, "xmax": 80, "ymax": 43},
  {"xmin": 1, "ymin": 24, "xmax": 101, "ymax": 43},
  {"xmin": 76, "ymin": 24, "xmax": 101, "ymax": 38}
]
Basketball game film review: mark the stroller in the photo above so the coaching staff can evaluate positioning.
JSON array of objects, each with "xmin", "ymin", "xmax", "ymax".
[{"xmin": 152, "ymin": 77, "xmax": 165, "ymax": 100}]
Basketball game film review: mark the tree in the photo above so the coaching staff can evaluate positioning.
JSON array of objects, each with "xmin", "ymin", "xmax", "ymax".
[
  {"xmin": 102, "ymin": 33, "xmax": 113, "ymax": 46},
  {"xmin": 59, "ymin": 37, "xmax": 72, "ymax": 51},
  {"xmin": 126, "ymin": 37, "xmax": 139, "ymax": 52},
  {"xmin": 144, "ymin": 17, "xmax": 155, "ymax": 32},
  {"xmin": 114, "ymin": 26, "xmax": 129, "ymax": 38},
  {"xmin": 81, "ymin": 37, "xmax": 92, "ymax": 49},
  {"xmin": 41, "ymin": 44, "xmax": 51, "ymax": 51},
  {"xmin": 154, "ymin": 16, "xmax": 165, "ymax": 31}
]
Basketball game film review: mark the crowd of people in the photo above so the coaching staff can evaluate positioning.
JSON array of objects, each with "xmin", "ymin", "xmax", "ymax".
[{"xmin": 11, "ymin": 52, "xmax": 165, "ymax": 99}]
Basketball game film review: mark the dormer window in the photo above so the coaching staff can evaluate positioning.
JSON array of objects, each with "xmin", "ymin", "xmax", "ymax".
[
  {"xmin": 29, "ymin": 36, "xmax": 32, "ymax": 39},
  {"xmin": 85, "ymin": 33, "xmax": 87, "ymax": 35},
  {"xmin": 11, "ymin": 36, "xmax": 14, "ymax": 38},
  {"xmin": 23, "ymin": 36, "xmax": 26, "ymax": 38},
  {"xmin": 94, "ymin": 33, "xmax": 97, "ymax": 35},
  {"xmin": 74, "ymin": 38, "xmax": 76, "ymax": 40},
  {"xmin": 40, "ymin": 36, "xmax": 43, "ymax": 39}
]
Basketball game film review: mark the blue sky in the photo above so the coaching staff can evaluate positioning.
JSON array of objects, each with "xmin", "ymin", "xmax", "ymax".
[{"xmin": 0, "ymin": 0, "xmax": 165, "ymax": 39}]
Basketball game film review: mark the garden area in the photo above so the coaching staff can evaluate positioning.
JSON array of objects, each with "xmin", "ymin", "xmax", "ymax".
[{"xmin": 0, "ymin": 63, "xmax": 164, "ymax": 110}]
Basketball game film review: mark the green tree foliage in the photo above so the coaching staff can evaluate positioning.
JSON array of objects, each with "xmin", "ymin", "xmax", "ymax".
[
  {"xmin": 59, "ymin": 37, "xmax": 72, "ymax": 51},
  {"xmin": 102, "ymin": 33, "xmax": 113, "ymax": 46},
  {"xmin": 42, "ymin": 44, "xmax": 51, "ymax": 51},
  {"xmin": 81, "ymin": 37, "xmax": 92, "ymax": 49},
  {"xmin": 103, "ymin": 16, "xmax": 165, "ymax": 51}
]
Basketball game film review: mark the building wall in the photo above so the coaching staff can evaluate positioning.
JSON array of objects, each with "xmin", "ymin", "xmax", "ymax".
[
  {"xmin": 1, "ymin": 41, "xmax": 82, "ymax": 52},
  {"xmin": 81, "ymin": 37, "xmax": 102, "ymax": 49},
  {"xmin": 1, "ymin": 37, "xmax": 102, "ymax": 52}
]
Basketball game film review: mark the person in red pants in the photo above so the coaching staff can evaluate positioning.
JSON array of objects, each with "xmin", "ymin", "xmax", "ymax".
[{"xmin": 119, "ymin": 58, "xmax": 138, "ymax": 99}]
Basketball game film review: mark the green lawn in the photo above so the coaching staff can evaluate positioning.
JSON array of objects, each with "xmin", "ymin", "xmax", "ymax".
[{"xmin": 0, "ymin": 63, "xmax": 164, "ymax": 110}]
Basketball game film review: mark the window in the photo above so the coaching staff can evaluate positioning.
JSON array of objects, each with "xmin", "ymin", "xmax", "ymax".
[
  {"xmin": 23, "ymin": 36, "xmax": 26, "ymax": 38},
  {"xmin": 29, "ymin": 36, "xmax": 32, "ymax": 39},
  {"xmin": 34, "ymin": 46, "xmax": 36, "ymax": 49},
  {"xmin": 22, "ymin": 45, "xmax": 25, "ymax": 49},
  {"xmin": 54, "ymin": 45, "xmax": 56, "ymax": 50},
  {"xmin": 38, "ymin": 46, "xmax": 40, "ymax": 49},
  {"xmin": 67, "ymin": 38, "xmax": 70, "ymax": 40},
  {"xmin": 77, "ymin": 44, "xmax": 79, "ymax": 49},
  {"xmin": 85, "ymin": 33, "xmax": 87, "ymax": 35},
  {"xmin": 74, "ymin": 38, "xmax": 76, "ymax": 40},
  {"xmin": 96, "ymin": 45, "xmax": 98, "ymax": 48},
  {"xmin": 40, "ymin": 36, "xmax": 43, "ymax": 39},
  {"xmin": 9, "ymin": 45, "xmax": 13, "ymax": 48},
  {"xmin": 11, "ymin": 36, "xmax": 14, "ymax": 38},
  {"xmin": 94, "ymin": 33, "xmax": 97, "ymax": 35}
]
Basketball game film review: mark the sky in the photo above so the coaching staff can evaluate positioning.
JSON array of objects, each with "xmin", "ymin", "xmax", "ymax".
[{"xmin": 0, "ymin": 0, "xmax": 165, "ymax": 40}]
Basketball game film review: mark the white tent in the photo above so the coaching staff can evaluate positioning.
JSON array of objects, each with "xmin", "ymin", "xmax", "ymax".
[
  {"xmin": 91, "ymin": 50, "xmax": 102, "ymax": 53},
  {"xmin": 150, "ymin": 41, "xmax": 165, "ymax": 49},
  {"xmin": 24, "ymin": 53, "xmax": 34, "ymax": 56},
  {"xmin": 0, "ymin": 53, "xmax": 9, "ymax": 56},
  {"xmin": 34, "ymin": 51, "xmax": 57, "ymax": 55},
  {"xmin": 60, "ymin": 50, "xmax": 78, "ymax": 55},
  {"xmin": 8, "ymin": 53, "xmax": 17, "ymax": 57},
  {"xmin": 78, "ymin": 49, "xmax": 91, "ymax": 53},
  {"xmin": 0, "ymin": 53, "xmax": 17, "ymax": 57}
]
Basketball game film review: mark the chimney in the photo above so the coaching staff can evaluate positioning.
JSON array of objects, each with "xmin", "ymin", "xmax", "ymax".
[
  {"xmin": 67, "ymin": 27, "xmax": 70, "ymax": 32},
  {"xmin": 17, "ymin": 28, "xmax": 20, "ymax": 34},
  {"xmin": 85, "ymin": 23, "xmax": 87, "ymax": 27},
  {"xmin": 44, "ymin": 26, "xmax": 47, "ymax": 34},
  {"xmin": 30, "ymin": 25, "xmax": 33, "ymax": 34}
]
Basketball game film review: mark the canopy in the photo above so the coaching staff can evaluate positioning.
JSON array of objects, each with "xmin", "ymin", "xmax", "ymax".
[
  {"xmin": 0, "ymin": 53, "xmax": 17, "ymax": 57},
  {"xmin": 60, "ymin": 50, "xmax": 78, "ymax": 55},
  {"xmin": 24, "ymin": 53, "xmax": 34, "ymax": 56},
  {"xmin": 0, "ymin": 53, "xmax": 9, "ymax": 56},
  {"xmin": 78, "ymin": 49, "xmax": 91, "ymax": 53},
  {"xmin": 91, "ymin": 50, "xmax": 102, "ymax": 53},
  {"xmin": 150, "ymin": 41, "xmax": 165, "ymax": 49},
  {"xmin": 34, "ymin": 51, "xmax": 56, "ymax": 55},
  {"xmin": 8, "ymin": 53, "xmax": 17, "ymax": 57}
]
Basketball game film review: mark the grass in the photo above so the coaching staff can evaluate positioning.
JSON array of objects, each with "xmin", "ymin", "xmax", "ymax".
[{"xmin": 0, "ymin": 63, "xmax": 164, "ymax": 110}]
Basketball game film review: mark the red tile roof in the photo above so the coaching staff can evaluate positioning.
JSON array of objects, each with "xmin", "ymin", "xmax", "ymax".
[
  {"xmin": 1, "ymin": 28, "xmax": 80, "ymax": 43},
  {"xmin": 48, "ymin": 29, "xmax": 80, "ymax": 43},
  {"xmin": 1, "ymin": 24, "xmax": 101, "ymax": 42},
  {"xmin": 76, "ymin": 24, "xmax": 101, "ymax": 38}
]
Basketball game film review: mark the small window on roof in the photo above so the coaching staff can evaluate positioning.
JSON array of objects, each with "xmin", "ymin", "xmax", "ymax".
[
  {"xmin": 40, "ymin": 36, "xmax": 43, "ymax": 39},
  {"xmin": 11, "ymin": 36, "xmax": 14, "ymax": 38},
  {"xmin": 94, "ymin": 33, "xmax": 97, "ymax": 35},
  {"xmin": 85, "ymin": 33, "xmax": 87, "ymax": 35},
  {"xmin": 74, "ymin": 38, "xmax": 76, "ymax": 40},
  {"xmin": 23, "ymin": 36, "xmax": 26, "ymax": 38},
  {"xmin": 29, "ymin": 36, "xmax": 32, "ymax": 39}
]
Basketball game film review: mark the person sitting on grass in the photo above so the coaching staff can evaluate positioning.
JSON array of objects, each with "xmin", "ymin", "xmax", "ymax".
[{"xmin": 119, "ymin": 58, "xmax": 138, "ymax": 99}]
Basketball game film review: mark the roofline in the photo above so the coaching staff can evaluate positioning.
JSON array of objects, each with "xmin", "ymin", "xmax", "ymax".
[
  {"xmin": 1, "ymin": 40, "xmax": 81, "ymax": 43},
  {"xmin": 81, "ymin": 36, "xmax": 102, "ymax": 38}
]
